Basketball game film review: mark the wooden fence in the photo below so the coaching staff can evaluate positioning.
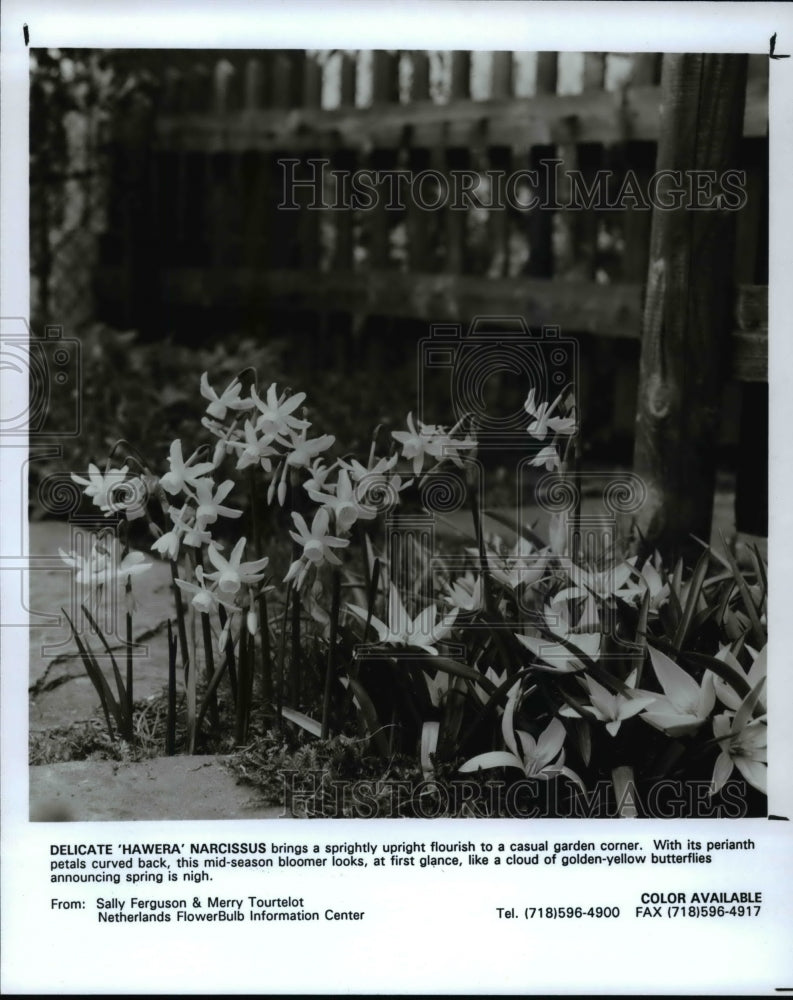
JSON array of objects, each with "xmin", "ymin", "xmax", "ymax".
[{"xmin": 93, "ymin": 49, "xmax": 769, "ymax": 536}]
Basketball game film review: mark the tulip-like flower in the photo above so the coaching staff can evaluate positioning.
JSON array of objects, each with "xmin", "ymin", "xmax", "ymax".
[
  {"xmin": 307, "ymin": 468, "xmax": 378, "ymax": 534},
  {"xmin": 559, "ymin": 669, "xmax": 657, "ymax": 736},
  {"xmin": 617, "ymin": 554, "xmax": 670, "ymax": 611},
  {"xmin": 488, "ymin": 535, "xmax": 546, "ymax": 591},
  {"xmin": 553, "ymin": 560, "xmax": 636, "ymax": 607},
  {"xmin": 200, "ymin": 372, "xmax": 254, "ymax": 421},
  {"xmin": 347, "ymin": 584, "xmax": 458, "ymax": 657},
  {"xmin": 71, "ymin": 463, "xmax": 130, "ymax": 513},
  {"xmin": 640, "ymin": 646, "xmax": 716, "ymax": 737},
  {"xmin": 252, "ymin": 383, "xmax": 309, "ymax": 437},
  {"xmin": 460, "ymin": 683, "xmax": 584, "ymax": 790},
  {"xmin": 515, "ymin": 603, "xmax": 600, "ymax": 673},
  {"xmin": 203, "ymin": 537, "xmax": 269, "ymax": 596},
  {"xmin": 190, "ymin": 478, "xmax": 242, "ymax": 531},
  {"xmin": 711, "ymin": 675, "xmax": 767, "ymax": 796},
  {"xmin": 524, "ymin": 388, "xmax": 576, "ymax": 439},
  {"xmin": 159, "ymin": 439, "xmax": 215, "ymax": 496},
  {"xmin": 234, "ymin": 420, "xmax": 279, "ymax": 473},
  {"xmin": 443, "ymin": 572, "xmax": 484, "ymax": 613}
]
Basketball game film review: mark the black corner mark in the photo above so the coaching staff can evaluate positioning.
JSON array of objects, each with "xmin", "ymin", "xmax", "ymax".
[
  {"xmin": 768, "ymin": 814, "xmax": 790, "ymax": 821},
  {"xmin": 23, "ymin": 23, "xmax": 29, "ymax": 46},
  {"xmin": 770, "ymin": 32, "xmax": 790, "ymax": 59}
]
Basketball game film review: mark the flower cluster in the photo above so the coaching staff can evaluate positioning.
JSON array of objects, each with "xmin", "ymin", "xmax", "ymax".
[{"xmin": 62, "ymin": 367, "xmax": 768, "ymax": 809}]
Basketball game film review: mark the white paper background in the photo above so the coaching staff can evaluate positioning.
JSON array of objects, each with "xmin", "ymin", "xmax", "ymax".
[{"xmin": 2, "ymin": 1, "xmax": 792, "ymax": 994}]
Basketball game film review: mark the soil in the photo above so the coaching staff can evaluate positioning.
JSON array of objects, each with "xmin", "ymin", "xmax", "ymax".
[{"xmin": 30, "ymin": 756, "xmax": 282, "ymax": 821}]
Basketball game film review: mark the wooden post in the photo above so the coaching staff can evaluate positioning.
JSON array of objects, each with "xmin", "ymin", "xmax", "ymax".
[{"xmin": 632, "ymin": 53, "xmax": 748, "ymax": 560}]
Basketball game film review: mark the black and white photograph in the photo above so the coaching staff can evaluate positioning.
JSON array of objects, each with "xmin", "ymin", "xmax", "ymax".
[{"xmin": 2, "ymin": 1, "xmax": 792, "ymax": 994}]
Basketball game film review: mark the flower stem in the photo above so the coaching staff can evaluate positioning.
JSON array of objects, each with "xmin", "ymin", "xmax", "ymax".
[
  {"xmin": 321, "ymin": 569, "xmax": 342, "ymax": 740},
  {"xmin": 166, "ymin": 620, "xmax": 177, "ymax": 756},
  {"xmin": 168, "ymin": 560, "xmax": 191, "ymax": 685},
  {"xmin": 276, "ymin": 585, "xmax": 292, "ymax": 734},
  {"xmin": 125, "ymin": 607, "xmax": 133, "ymax": 742}
]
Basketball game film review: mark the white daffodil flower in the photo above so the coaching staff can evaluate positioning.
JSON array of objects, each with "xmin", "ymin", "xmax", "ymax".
[
  {"xmin": 159, "ymin": 439, "xmax": 215, "ymax": 496},
  {"xmin": 203, "ymin": 537, "xmax": 269, "ymax": 596},
  {"xmin": 200, "ymin": 372, "xmax": 254, "ymax": 421}
]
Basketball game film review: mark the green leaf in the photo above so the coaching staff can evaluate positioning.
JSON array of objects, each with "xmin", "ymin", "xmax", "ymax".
[
  {"xmin": 433, "ymin": 656, "xmax": 495, "ymax": 689},
  {"xmin": 718, "ymin": 532, "xmax": 766, "ymax": 648},
  {"xmin": 420, "ymin": 721, "xmax": 440, "ymax": 778},
  {"xmin": 673, "ymin": 547, "xmax": 711, "ymax": 651},
  {"xmin": 62, "ymin": 608, "xmax": 120, "ymax": 736},
  {"xmin": 459, "ymin": 750, "xmax": 524, "ymax": 774},
  {"xmin": 437, "ymin": 676, "xmax": 467, "ymax": 760},
  {"xmin": 80, "ymin": 604, "xmax": 128, "ymax": 723},
  {"xmin": 280, "ymin": 706, "xmax": 322, "ymax": 738},
  {"xmin": 342, "ymin": 675, "xmax": 390, "ymax": 757},
  {"xmin": 574, "ymin": 719, "xmax": 592, "ymax": 767}
]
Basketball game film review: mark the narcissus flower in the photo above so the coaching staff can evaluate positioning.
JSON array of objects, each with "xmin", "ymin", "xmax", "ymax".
[
  {"xmin": 175, "ymin": 564, "xmax": 237, "ymax": 615},
  {"xmin": 160, "ymin": 440, "xmax": 215, "ymax": 496},
  {"xmin": 190, "ymin": 478, "xmax": 242, "ymax": 530},
  {"xmin": 528, "ymin": 445, "xmax": 561, "ymax": 471},
  {"xmin": 524, "ymin": 388, "xmax": 576, "ymax": 438},
  {"xmin": 200, "ymin": 372, "xmax": 254, "ymax": 421},
  {"xmin": 204, "ymin": 537, "xmax": 269, "ymax": 595},
  {"xmin": 71, "ymin": 463, "xmax": 130, "ymax": 512},
  {"xmin": 234, "ymin": 420, "xmax": 279, "ymax": 473},
  {"xmin": 59, "ymin": 535, "xmax": 151, "ymax": 587},
  {"xmin": 252, "ymin": 383, "xmax": 309, "ymax": 437},
  {"xmin": 281, "ymin": 427, "xmax": 335, "ymax": 469},
  {"xmin": 307, "ymin": 468, "xmax": 377, "ymax": 533},
  {"xmin": 289, "ymin": 508, "xmax": 349, "ymax": 567},
  {"xmin": 392, "ymin": 412, "xmax": 474, "ymax": 474}
]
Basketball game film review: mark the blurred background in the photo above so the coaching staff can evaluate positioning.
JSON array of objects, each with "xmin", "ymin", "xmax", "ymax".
[{"xmin": 29, "ymin": 48, "xmax": 768, "ymax": 534}]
